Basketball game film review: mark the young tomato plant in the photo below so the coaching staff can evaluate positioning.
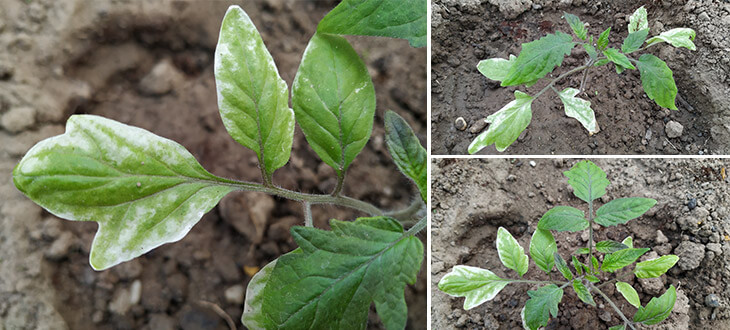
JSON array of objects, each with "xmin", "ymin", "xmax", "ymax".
[
  {"xmin": 12, "ymin": 1, "xmax": 427, "ymax": 329},
  {"xmin": 470, "ymin": 6, "xmax": 696, "ymax": 153},
  {"xmin": 438, "ymin": 160, "xmax": 679, "ymax": 330}
]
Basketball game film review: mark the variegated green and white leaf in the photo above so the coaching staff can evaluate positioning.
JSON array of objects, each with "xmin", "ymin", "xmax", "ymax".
[
  {"xmin": 438, "ymin": 266, "xmax": 511, "ymax": 310},
  {"xmin": 634, "ymin": 255, "xmax": 679, "ymax": 278},
  {"xmin": 616, "ymin": 281, "xmax": 641, "ymax": 308},
  {"xmin": 646, "ymin": 28, "xmax": 697, "ymax": 51},
  {"xmin": 557, "ymin": 87, "xmax": 598, "ymax": 134},
  {"xmin": 628, "ymin": 6, "xmax": 648, "ymax": 33},
  {"xmin": 497, "ymin": 227, "xmax": 529, "ymax": 277},
  {"xmin": 477, "ymin": 55, "xmax": 516, "ymax": 83},
  {"xmin": 530, "ymin": 228, "xmax": 557, "ymax": 274},
  {"xmin": 468, "ymin": 91, "xmax": 534, "ymax": 153},
  {"xmin": 12, "ymin": 115, "xmax": 236, "ymax": 270}
]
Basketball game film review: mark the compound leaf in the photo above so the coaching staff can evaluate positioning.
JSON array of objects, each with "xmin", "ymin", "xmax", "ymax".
[
  {"xmin": 317, "ymin": 0, "xmax": 427, "ymax": 48},
  {"xmin": 628, "ymin": 6, "xmax": 649, "ymax": 33},
  {"xmin": 497, "ymin": 227, "xmax": 529, "ymax": 277},
  {"xmin": 634, "ymin": 255, "xmax": 679, "ymax": 278},
  {"xmin": 477, "ymin": 55, "xmax": 517, "ymax": 83},
  {"xmin": 595, "ymin": 197, "xmax": 657, "ymax": 226},
  {"xmin": 555, "ymin": 252, "xmax": 573, "ymax": 280},
  {"xmin": 438, "ymin": 266, "xmax": 510, "ymax": 310},
  {"xmin": 622, "ymin": 29, "xmax": 649, "ymax": 53},
  {"xmin": 468, "ymin": 91, "xmax": 533, "ymax": 153},
  {"xmin": 597, "ymin": 27, "xmax": 611, "ymax": 50},
  {"xmin": 636, "ymin": 54, "xmax": 678, "ymax": 110},
  {"xmin": 595, "ymin": 240, "xmax": 630, "ymax": 254},
  {"xmin": 501, "ymin": 32, "xmax": 575, "ymax": 86},
  {"xmin": 523, "ymin": 284, "xmax": 564, "ymax": 330},
  {"xmin": 573, "ymin": 280, "xmax": 596, "ymax": 306},
  {"xmin": 530, "ymin": 228, "xmax": 557, "ymax": 274},
  {"xmin": 602, "ymin": 248, "xmax": 650, "ymax": 273},
  {"xmin": 564, "ymin": 13, "xmax": 587, "ymax": 40},
  {"xmin": 563, "ymin": 160, "xmax": 610, "ymax": 203},
  {"xmin": 215, "ymin": 5, "xmax": 295, "ymax": 179},
  {"xmin": 384, "ymin": 110, "xmax": 427, "ymax": 202},
  {"xmin": 537, "ymin": 206, "xmax": 588, "ymax": 232},
  {"xmin": 646, "ymin": 28, "xmax": 697, "ymax": 51},
  {"xmin": 293, "ymin": 33, "xmax": 376, "ymax": 177},
  {"xmin": 634, "ymin": 285, "xmax": 677, "ymax": 325},
  {"xmin": 603, "ymin": 48, "xmax": 636, "ymax": 71},
  {"xmin": 12, "ymin": 115, "xmax": 236, "ymax": 270},
  {"xmin": 242, "ymin": 216, "xmax": 423, "ymax": 330},
  {"xmin": 616, "ymin": 281, "xmax": 641, "ymax": 308},
  {"xmin": 557, "ymin": 87, "xmax": 598, "ymax": 134}
]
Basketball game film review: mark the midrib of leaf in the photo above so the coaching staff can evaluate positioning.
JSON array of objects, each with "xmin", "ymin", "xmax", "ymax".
[
  {"xmin": 276, "ymin": 231, "xmax": 414, "ymax": 327},
  {"xmin": 640, "ymin": 58, "xmax": 673, "ymax": 93},
  {"xmin": 332, "ymin": 48, "xmax": 346, "ymax": 175}
]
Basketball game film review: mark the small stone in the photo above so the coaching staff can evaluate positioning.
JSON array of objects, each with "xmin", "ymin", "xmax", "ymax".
[
  {"xmin": 45, "ymin": 231, "xmax": 74, "ymax": 260},
  {"xmin": 598, "ymin": 311, "xmax": 612, "ymax": 322},
  {"xmin": 707, "ymin": 243, "xmax": 722, "ymax": 254},
  {"xmin": 675, "ymin": 241, "xmax": 705, "ymax": 270},
  {"xmin": 109, "ymin": 287, "xmax": 132, "ymax": 315},
  {"xmin": 529, "ymin": 160, "xmax": 536, "ymax": 167},
  {"xmin": 656, "ymin": 230, "xmax": 668, "ymax": 244},
  {"xmin": 454, "ymin": 117, "xmax": 467, "ymax": 131},
  {"xmin": 665, "ymin": 121, "xmax": 684, "ymax": 138},
  {"xmin": 469, "ymin": 118, "xmax": 488, "ymax": 133},
  {"xmin": 224, "ymin": 284, "xmax": 245, "ymax": 305},
  {"xmin": 645, "ymin": 129, "xmax": 652, "ymax": 141},
  {"xmin": 705, "ymin": 294, "xmax": 721, "ymax": 307},
  {"xmin": 139, "ymin": 59, "xmax": 185, "ymax": 96},
  {"xmin": 688, "ymin": 198, "xmax": 697, "ymax": 210},
  {"xmin": 1, "ymin": 106, "xmax": 36, "ymax": 133}
]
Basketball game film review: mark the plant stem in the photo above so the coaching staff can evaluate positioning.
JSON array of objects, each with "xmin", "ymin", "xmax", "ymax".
[
  {"xmin": 509, "ymin": 279, "xmax": 569, "ymax": 285},
  {"xmin": 404, "ymin": 216, "xmax": 427, "ymax": 236},
  {"xmin": 579, "ymin": 59, "xmax": 595, "ymax": 93},
  {"xmin": 303, "ymin": 202, "xmax": 313, "ymax": 227},
  {"xmin": 589, "ymin": 283, "xmax": 637, "ymax": 330},
  {"xmin": 386, "ymin": 199, "xmax": 425, "ymax": 221},
  {"xmin": 588, "ymin": 198, "xmax": 595, "ymax": 273},
  {"xmin": 534, "ymin": 64, "xmax": 591, "ymax": 99},
  {"xmin": 332, "ymin": 172, "xmax": 345, "ymax": 197}
]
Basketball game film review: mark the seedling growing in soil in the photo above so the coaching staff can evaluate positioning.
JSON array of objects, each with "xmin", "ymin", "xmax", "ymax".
[
  {"xmin": 12, "ymin": 2, "xmax": 427, "ymax": 329},
  {"xmin": 438, "ymin": 160, "xmax": 679, "ymax": 329},
  {"xmin": 470, "ymin": 6, "xmax": 696, "ymax": 153}
]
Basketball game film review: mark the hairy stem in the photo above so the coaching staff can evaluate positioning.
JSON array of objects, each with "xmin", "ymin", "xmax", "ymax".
[
  {"xmin": 386, "ymin": 199, "xmax": 425, "ymax": 221},
  {"xmin": 534, "ymin": 64, "xmax": 591, "ymax": 99},
  {"xmin": 404, "ymin": 216, "xmax": 427, "ymax": 236},
  {"xmin": 588, "ymin": 198, "xmax": 595, "ymax": 273},
  {"xmin": 332, "ymin": 171, "xmax": 345, "ymax": 197},
  {"xmin": 303, "ymin": 202, "xmax": 313, "ymax": 227},
  {"xmin": 579, "ymin": 58, "xmax": 595, "ymax": 93},
  {"xmin": 590, "ymin": 283, "xmax": 637, "ymax": 330}
]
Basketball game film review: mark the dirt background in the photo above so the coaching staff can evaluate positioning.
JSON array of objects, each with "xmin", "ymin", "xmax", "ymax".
[
  {"xmin": 0, "ymin": 1, "xmax": 426, "ymax": 329},
  {"xmin": 431, "ymin": 0, "xmax": 730, "ymax": 155},
  {"xmin": 431, "ymin": 158, "xmax": 730, "ymax": 329}
]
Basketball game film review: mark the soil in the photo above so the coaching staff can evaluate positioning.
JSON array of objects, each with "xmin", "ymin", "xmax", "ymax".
[
  {"xmin": 0, "ymin": 1, "xmax": 426, "ymax": 329},
  {"xmin": 431, "ymin": 0, "xmax": 730, "ymax": 155},
  {"xmin": 431, "ymin": 158, "xmax": 730, "ymax": 329}
]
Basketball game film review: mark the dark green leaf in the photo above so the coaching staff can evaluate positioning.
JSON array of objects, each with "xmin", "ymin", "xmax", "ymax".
[
  {"xmin": 572, "ymin": 280, "xmax": 596, "ymax": 306},
  {"xmin": 583, "ymin": 43, "xmax": 598, "ymax": 60},
  {"xmin": 12, "ymin": 115, "xmax": 236, "ymax": 270},
  {"xmin": 563, "ymin": 160, "xmax": 610, "ymax": 203},
  {"xmin": 537, "ymin": 206, "xmax": 588, "ymax": 232},
  {"xmin": 215, "ymin": 6, "xmax": 295, "ymax": 179},
  {"xmin": 564, "ymin": 13, "xmax": 587, "ymax": 40},
  {"xmin": 384, "ymin": 110, "xmax": 427, "ymax": 202},
  {"xmin": 292, "ymin": 33, "xmax": 376, "ymax": 176},
  {"xmin": 530, "ymin": 228, "xmax": 557, "ymax": 274},
  {"xmin": 576, "ymin": 248, "xmax": 590, "ymax": 254},
  {"xmin": 637, "ymin": 54, "xmax": 678, "ymax": 110},
  {"xmin": 523, "ymin": 285, "xmax": 564, "ymax": 330},
  {"xmin": 438, "ymin": 266, "xmax": 511, "ymax": 310},
  {"xmin": 597, "ymin": 27, "xmax": 611, "ymax": 50},
  {"xmin": 602, "ymin": 248, "xmax": 650, "ymax": 272},
  {"xmin": 595, "ymin": 240, "xmax": 630, "ymax": 254},
  {"xmin": 501, "ymin": 32, "xmax": 575, "ymax": 86},
  {"xmin": 595, "ymin": 197, "xmax": 658, "ymax": 226},
  {"xmin": 497, "ymin": 227, "xmax": 529, "ymax": 277},
  {"xmin": 585, "ymin": 274, "xmax": 599, "ymax": 283},
  {"xmin": 634, "ymin": 255, "xmax": 679, "ymax": 278},
  {"xmin": 634, "ymin": 285, "xmax": 677, "ymax": 325},
  {"xmin": 242, "ymin": 216, "xmax": 423, "ymax": 329},
  {"xmin": 603, "ymin": 48, "xmax": 636, "ymax": 72},
  {"xmin": 572, "ymin": 256, "xmax": 584, "ymax": 276},
  {"xmin": 468, "ymin": 91, "xmax": 533, "ymax": 153},
  {"xmin": 554, "ymin": 252, "xmax": 573, "ymax": 280},
  {"xmin": 622, "ymin": 29, "xmax": 649, "ymax": 53},
  {"xmin": 317, "ymin": 0, "xmax": 427, "ymax": 47},
  {"xmin": 591, "ymin": 255, "xmax": 600, "ymax": 272}
]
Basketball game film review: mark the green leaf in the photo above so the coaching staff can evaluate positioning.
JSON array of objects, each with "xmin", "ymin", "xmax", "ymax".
[
  {"xmin": 646, "ymin": 28, "xmax": 697, "ymax": 51},
  {"xmin": 622, "ymin": 236, "xmax": 634, "ymax": 248},
  {"xmin": 563, "ymin": 160, "xmax": 610, "ymax": 203},
  {"xmin": 634, "ymin": 285, "xmax": 677, "ymax": 325},
  {"xmin": 616, "ymin": 281, "xmax": 641, "ymax": 308},
  {"xmin": 292, "ymin": 33, "xmax": 376, "ymax": 177},
  {"xmin": 597, "ymin": 27, "xmax": 611, "ymax": 50},
  {"xmin": 594, "ymin": 59, "xmax": 611, "ymax": 66},
  {"xmin": 601, "ymin": 248, "xmax": 650, "ymax": 272},
  {"xmin": 634, "ymin": 255, "xmax": 680, "ymax": 278},
  {"xmin": 603, "ymin": 48, "xmax": 636, "ymax": 71},
  {"xmin": 576, "ymin": 248, "xmax": 590, "ymax": 254},
  {"xmin": 628, "ymin": 6, "xmax": 649, "ymax": 33},
  {"xmin": 564, "ymin": 13, "xmax": 587, "ymax": 40},
  {"xmin": 595, "ymin": 197, "xmax": 657, "ymax": 227},
  {"xmin": 609, "ymin": 325, "xmax": 626, "ymax": 330},
  {"xmin": 530, "ymin": 229, "xmax": 557, "ymax": 274},
  {"xmin": 636, "ymin": 54, "xmax": 678, "ymax": 110},
  {"xmin": 242, "ymin": 250, "xmax": 286, "ymax": 328},
  {"xmin": 554, "ymin": 252, "xmax": 573, "ymax": 280},
  {"xmin": 557, "ymin": 87, "xmax": 599, "ymax": 134},
  {"xmin": 438, "ymin": 265, "xmax": 510, "ymax": 310},
  {"xmin": 572, "ymin": 256, "xmax": 584, "ymax": 276},
  {"xmin": 573, "ymin": 279, "xmax": 596, "ymax": 306},
  {"xmin": 477, "ymin": 55, "xmax": 517, "ymax": 82},
  {"xmin": 384, "ymin": 110, "xmax": 427, "ymax": 202},
  {"xmin": 583, "ymin": 43, "xmax": 598, "ymax": 60},
  {"xmin": 501, "ymin": 31, "xmax": 575, "ymax": 86},
  {"xmin": 585, "ymin": 274, "xmax": 600, "ymax": 283},
  {"xmin": 591, "ymin": 255, "xmax": 600, "ymax": 272},
  {"xmin": 537, "ymin": 206, "xmax": 588, "ymax": 232},
  {"xmin": 317, "ymin": 0, "xmax": 427, "ymax": 48},
  {"xmin": 622, "ymin": 29, "xmax": 649, "ymax": 53},
  {"xmin": 595, "ymin": 240, "xmax": 630, "ymax": 254},
  {"xmin": 523, "ymin": 284, "xmax": 564, "ymax": 330},
  {"xmin": 242, "ymin": 216, "xmax": 423, "ymax": 329},
  {"xmin": 215, "ymin": 6, "xmax": 295, "ymax": 179},
  {"xmin": 497, "ymin": 227, "xmax": 529, "ymax": 277},
  {"xmin": 468, "ymin": 91, "xmax": 533, "ymax": 153},
  {"xmin": 12, "ymin": 115, "xmax": 235, "ymax": 270}
]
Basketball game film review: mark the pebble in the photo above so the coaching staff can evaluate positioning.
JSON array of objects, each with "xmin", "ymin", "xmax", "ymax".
[
  {"xmin": 645, "ymin": 129, "xmax": 652, "ymax": 141},
  {"xmin": 665, "ymin": 121, "xmax": 684, "ymax": 138},
  {"xmin": 45, "ymin": 231, "xmax": 74, "ymax": 260},
  {"xmin": 469, "ymin": 118, "xmax": 488, "ymax": 133},
  {"xmin": 455, "ymin": 117, "xmax": 467, "ymax": 131},
  {"xmin": 130, "ymin": 280, "xmax": 142, "ymax": 305},
  {"xmin": 656, "ymin": 230, "xmax": 669, "ymax": 244},
  {"xmin": 109, "ymin": 287, "xmax": 132, "ymax": 315},
  {"xmin": 224, "ymin": 284, "xmax": 245, "ymax": 305},
  {"xmin": 675, "ymin": 241, "xmax": 705, "ymax": 270},
  {"xmin": 1, "ymin": 106, "xmax": 36, "ymax": 133},
  {"xmin": 688, "ymin": 198, "xmax": 697, "ymax": 210},
  {"xmin": 705, "ymin": 294, "xmax": 721, "ymax": 307},
  {"xmin": 138, "ymin": 59, "xmax": 184, "ymax": 95},
  {"xmin": 529, "ymin": 160, "xmax": 536, "ymax": 167}
]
